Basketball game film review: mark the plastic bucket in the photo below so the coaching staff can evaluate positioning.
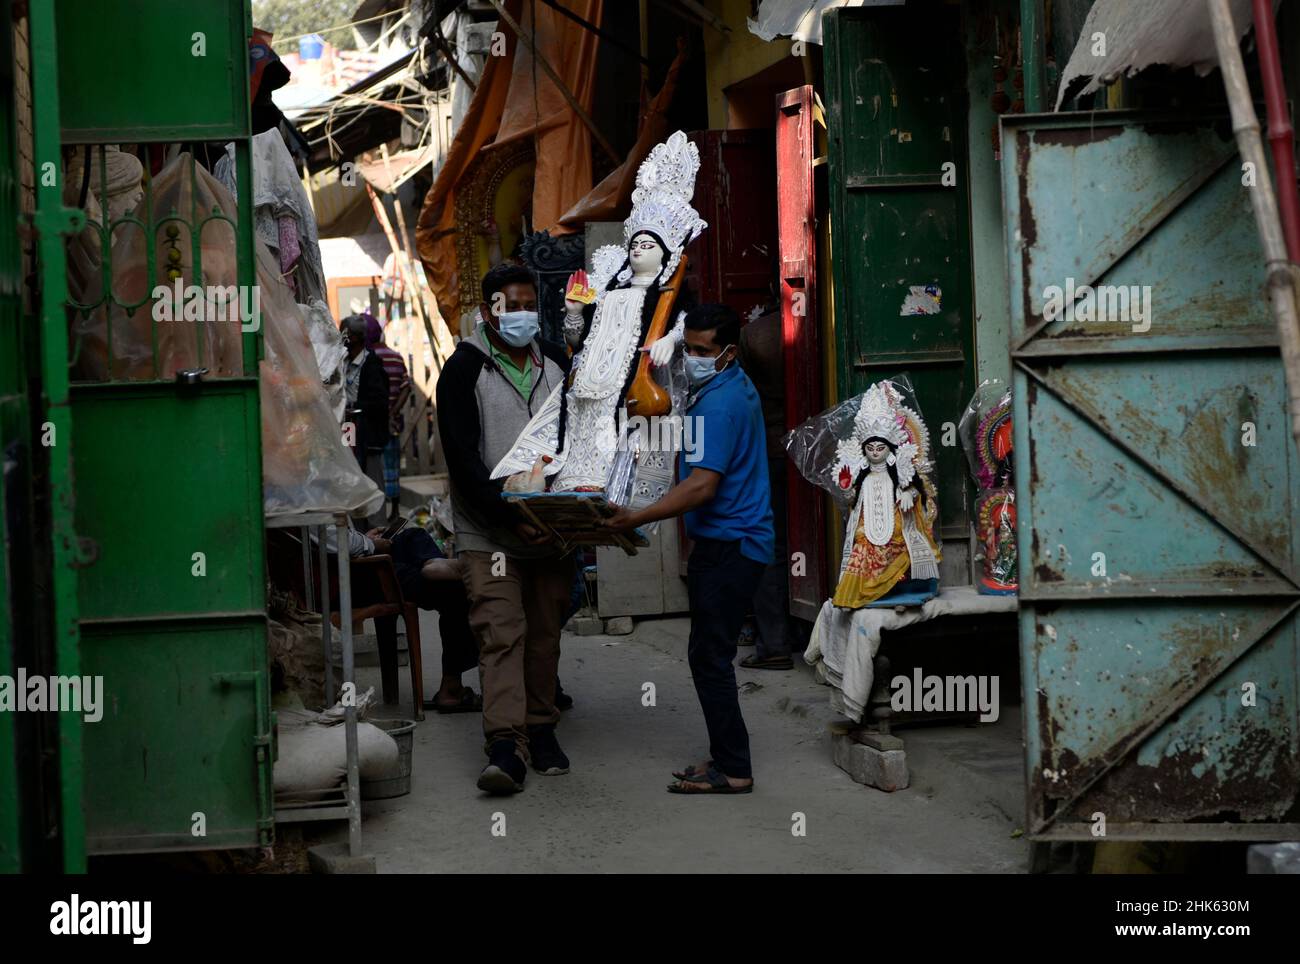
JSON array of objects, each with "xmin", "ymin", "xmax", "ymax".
[
  {"xmin": 299, "ymin": 35, "xmax": 324, "ymax": 60},
  {"xmin": 361, "ymin": 718, "xmax": 416, "ymax": 799}
]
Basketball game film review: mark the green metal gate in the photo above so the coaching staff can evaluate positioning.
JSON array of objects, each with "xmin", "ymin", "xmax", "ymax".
[
  {"xmin": 2, "ymin": 0, "xmax": 89, "ymax": 873},
  {"xmin": 0, "ymin": 0, "xmax": 21, "ymax": 872},
  {"xmin": 823, "ymin": 4, "xmax": 977, "ymax": 569},
  {"xmin": 49, "ymin": 0, "xmax": 271, "ymax": 855},
  {"xmin": 1004, "ymin": 111, "xmax": 1300, "ymax": 839}
]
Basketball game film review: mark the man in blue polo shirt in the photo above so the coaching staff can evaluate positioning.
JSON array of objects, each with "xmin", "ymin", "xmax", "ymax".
[{"xmin": 605, "ymin": 303, "xmax": 774, "ymax": 794}]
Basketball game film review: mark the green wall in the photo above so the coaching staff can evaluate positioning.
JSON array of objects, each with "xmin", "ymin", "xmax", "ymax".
[{"xmin": 963, "ymin": 2, "xmax": 1015, "ymax": 389}]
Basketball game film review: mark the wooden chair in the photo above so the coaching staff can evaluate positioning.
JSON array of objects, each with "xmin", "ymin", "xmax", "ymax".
[{"xmin": 266, "ymin": 529, "xmax": 425, "ymax": 721}]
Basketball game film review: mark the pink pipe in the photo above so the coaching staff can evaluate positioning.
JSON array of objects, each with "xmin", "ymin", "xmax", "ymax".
[{"xmin": 1254, "ymin": 0, "xmax": 1300, "ymax": 263}]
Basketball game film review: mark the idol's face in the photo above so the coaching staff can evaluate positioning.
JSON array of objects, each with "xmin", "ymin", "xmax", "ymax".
[
  {"xmin": 864, "ymin": 440, "xmax": 891, "ymax": 466},
  {"xmin": 628, "ymin": 233, "xmax": 664, "ymax": 273}
]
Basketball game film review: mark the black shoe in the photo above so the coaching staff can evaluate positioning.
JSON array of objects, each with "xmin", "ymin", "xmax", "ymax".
[
  {"xmin": 477, "ymin": 740, "xmax": 526, "ymax": 794},
  {"xmin": 527, "ymin": 724, "xmax": 570, "ymax": 775},
  {"xmin": 555, "ymin": 677, "xmax": 573, "ymax": 712}
]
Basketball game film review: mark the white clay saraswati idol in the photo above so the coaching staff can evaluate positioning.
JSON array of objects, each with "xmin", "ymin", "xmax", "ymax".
[
  {"xmin": 831, "ymin": 381, "xmax": 941, "ymax": 607},
  {"xmin": 490, "ymin": 131, "xmax": 706, "ymax": 494}
]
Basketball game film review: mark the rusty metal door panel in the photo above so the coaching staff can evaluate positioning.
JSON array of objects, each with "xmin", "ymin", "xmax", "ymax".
[{"xmin": 1003, "ymin": 111, "xmax": 1300, "ymax": 839}]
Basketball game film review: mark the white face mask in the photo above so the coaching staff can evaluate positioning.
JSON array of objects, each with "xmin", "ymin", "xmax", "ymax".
[
  {"xmin": 685, "ymin": 346, "xmax": 734, "ymax": 388},
  {"xmin": 495, "ymin": 310, "xmax": 539, "ymax": 347}
]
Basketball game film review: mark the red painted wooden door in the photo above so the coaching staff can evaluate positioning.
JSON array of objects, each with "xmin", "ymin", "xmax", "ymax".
[
  {"xmin": 776, "ymin": 85, "xmax": 827, "ymax": 621},
  {"xmin": 685, "ymin": 129, "xmax": 779, "ymax": 320}
]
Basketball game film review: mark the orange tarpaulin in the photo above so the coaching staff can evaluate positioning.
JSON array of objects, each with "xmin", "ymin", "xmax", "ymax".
[
  {"xmin": 415, "ymin": 0, "xmax": 603, "ymax": 326},
  {"xmin": 558, "ymin": 40, "xmax": 688, "ymax": 228}
]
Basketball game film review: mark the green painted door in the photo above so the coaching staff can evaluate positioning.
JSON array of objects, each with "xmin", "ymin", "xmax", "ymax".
[
  {"xmin": 5, "ymin": 0, "xmax": 89, "ymax": 872},
  {"xmin": 52, "ymin": 0, "xmax": 272, "ymax": 854},
  {"xmin": 1, "ymin": 0, "xmax": 32, "ymax": 873},
  {"xmin": 824, "ymin": 4, "xmax": 976, "ymax": 565}
]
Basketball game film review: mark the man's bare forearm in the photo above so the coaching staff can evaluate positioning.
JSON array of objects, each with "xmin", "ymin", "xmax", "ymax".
[{"xmin": 623, "ymin": 469, "xmax": 720, "ymax": 527}]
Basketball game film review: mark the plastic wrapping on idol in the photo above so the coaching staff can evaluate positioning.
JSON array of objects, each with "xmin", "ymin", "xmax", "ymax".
[
  {"xmin": 783, "ymin": 374, "xmax": 936, "ymax": 512},
  {"xmin": 785, "ymin": 375, "xmax": 942, "ymax": 608},
  {"xmin": 68, "ymin": 153, "xmax": 246, "ymax": 382},
  {"xmin": 299, "ymin": 298, "xmax": 348, "ymax": 423},
  {"xmin": 974, "ymin": 487, "xmax": 1017, "ymax": 595},
  {"xmin": 257, "ymin": 243, "xmax": 385, "ymax": 518},
  {"xmin": 602, "ymin": 342, "xmax": 686, "ymax": 537},
  {"xmin": 958, "ymin": 379, "xmax": 1017, "ymax": 595},
  {"xmin": 66, "ymin": 151, "xmax": 382, "ymax": 518},
  {"xmin": 958, "ymin": 379, "xmax": 1013, "ymax": 490}
]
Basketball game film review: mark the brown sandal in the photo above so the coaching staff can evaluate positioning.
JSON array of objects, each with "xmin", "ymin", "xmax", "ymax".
[{"xmin": 667, "ymin": 765, "xmax": 753, "ymax": 794}]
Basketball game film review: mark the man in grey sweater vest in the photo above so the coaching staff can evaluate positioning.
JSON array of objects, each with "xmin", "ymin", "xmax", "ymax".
[{"xmin": 436, "ymin": 264, "xmax": 575, "ymax": 793}]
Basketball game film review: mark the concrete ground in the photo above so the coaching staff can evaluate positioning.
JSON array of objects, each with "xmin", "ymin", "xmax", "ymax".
[{"xmin": 325, "ymin": 612, "xmax": 1029, "ymax": 873}]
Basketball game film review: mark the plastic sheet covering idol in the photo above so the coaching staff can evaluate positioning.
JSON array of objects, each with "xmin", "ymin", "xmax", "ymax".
[
  {"xmin": 257, "ymin": 244, "xmax": 383, "ymax": 518},
  {"xmin": 958, "ymin": 380, "xmax": 1017, "ymax": 595},
  {"xmin": 602, "ymin": 349, "xmax": 688, "ymax": 536},
  {"xmin": 69, "ymin": 153, "xmax": 245, "ymax": 381},
  {"xmin": 784, "ymin": 374, "xmax": 935, "ymax": 513},
  {"xmin": 67, "ymin": 152, "xmax": 381, "ymax": 518},
  {"xmin": 299, "ymin": 298, "xmax": 348, "ymax": 423},
  {"xmin": 215, "ymin": 130, "xmax": 327, "ymax": 304}
]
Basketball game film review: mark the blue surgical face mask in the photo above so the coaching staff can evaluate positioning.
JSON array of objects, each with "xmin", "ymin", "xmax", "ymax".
[
  {"xmin": 495, "ymin": 310, "xmax": 539, "ymax": 347},
  {"xmin": 685, "ymin": 346, "xmax": 734, "ymax": 388}
]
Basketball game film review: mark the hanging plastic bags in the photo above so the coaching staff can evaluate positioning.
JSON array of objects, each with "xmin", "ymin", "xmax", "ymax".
[
  {"xmin": 69, "ymin": 152, "xmax": 245, "ymax": 382},
  {"xmin": 256, "ymin": 242, "xmax": 384, "ymax": 518}
]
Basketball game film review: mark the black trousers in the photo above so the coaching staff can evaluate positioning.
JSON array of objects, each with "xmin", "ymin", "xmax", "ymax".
[
  {"xmin": 687, "ymin": 537, "xmax": 766, "ymax": 780},
  {"xmin": 753, "ymin": 457, "xmax": 792, "ymax": 660},
  {"xmin": 388, "ymin": 528, "xmax": 478, "ymax": 676}
]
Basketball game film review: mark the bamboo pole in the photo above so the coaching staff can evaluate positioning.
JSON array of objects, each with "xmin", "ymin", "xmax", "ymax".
[
  {"xmin": 379, "ymin": 145, "xmax": 452, "ymax": 363},
  {"xmin": 365, "ymin": 182, "xmax": 443, "ymax": 375},
  {"xmin": 1208, "ymin": 0, "xmax": 1300, "ymax": 451},
  {"xmin": 367, "ymin": 178, "xmax": 448, "ymax": 473}
]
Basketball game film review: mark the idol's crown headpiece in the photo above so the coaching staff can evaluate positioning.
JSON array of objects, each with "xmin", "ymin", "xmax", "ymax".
[
  {"xmin": 624, "ymin": 131, "xmax": 708, "ymax": 257},
  {"xmin": 834, "ymin": 381, "xmax": 929, "ymax": 492}
]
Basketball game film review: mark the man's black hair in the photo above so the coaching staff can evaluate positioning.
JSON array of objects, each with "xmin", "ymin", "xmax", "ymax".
[
  {"xmin": 684, "ymin": 302, "xmax": 741, "ymax": 349},
  {"xmin": 481, "ymin": 262, "xmax": 537, "ymax": 311}
]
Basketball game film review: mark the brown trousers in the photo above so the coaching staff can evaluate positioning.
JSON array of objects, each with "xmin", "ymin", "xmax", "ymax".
[{"xmin": 460, "ymin": 550, "xmax": 575, "ymax": 760}]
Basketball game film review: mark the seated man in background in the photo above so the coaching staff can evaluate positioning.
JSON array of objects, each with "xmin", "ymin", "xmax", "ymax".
[{"xmin": 320, "ymin": 521, "xmax": 480, "ymax": 713}]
